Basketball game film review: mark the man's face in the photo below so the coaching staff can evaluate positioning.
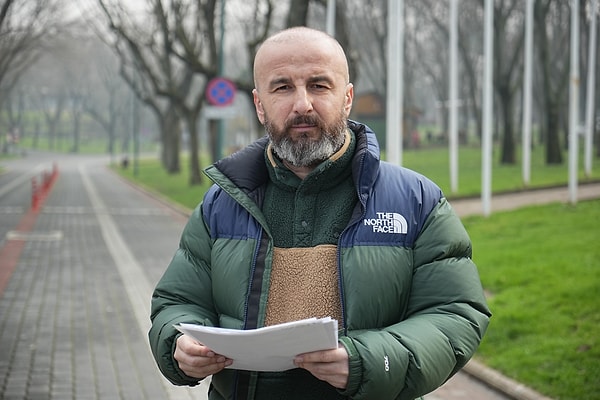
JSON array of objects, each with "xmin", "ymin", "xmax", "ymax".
[{"xmin": 252, "ymin": 35, "xmax": 353, "ymax": 167}]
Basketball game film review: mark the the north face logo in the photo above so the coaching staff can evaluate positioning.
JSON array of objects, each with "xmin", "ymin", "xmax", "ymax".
[{"xmin": 363, "ymin": 212, "xmax": 408, "ymax": 234}]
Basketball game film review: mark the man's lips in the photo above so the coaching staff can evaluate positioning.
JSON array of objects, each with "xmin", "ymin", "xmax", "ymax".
[{"xmin": 290, "ymin": 124, "xmax": 316, "ymax": 129}]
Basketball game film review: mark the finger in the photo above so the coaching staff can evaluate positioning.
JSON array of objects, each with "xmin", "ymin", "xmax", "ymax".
[
  {"xmin": 175, "ymin": 349, "xmax": 233, "ymax": 378},
  {"xmin": 295, "ymin": 348, "xmax": 344, "ymax": 364},
  {"xmin": 177, "ymin": 335, "xmax": 218, "ymax": 357},
  {"xmin": 175, "ymin": 335, "xmax": 233, "ymax": 379},
  {"xmin": 179, "ymin": 357, "xmax": 231, "ymax": 379}
]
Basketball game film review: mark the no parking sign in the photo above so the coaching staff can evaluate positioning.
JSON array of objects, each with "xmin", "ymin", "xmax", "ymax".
[{"xmin": 206, "ymin": 77, "xmax": 236, "ymax": 106}]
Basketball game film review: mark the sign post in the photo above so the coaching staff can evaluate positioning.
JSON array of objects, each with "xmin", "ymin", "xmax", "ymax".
[{"xmin": 205, "ymin": 77, "xmax": 236, "ymax": 161}]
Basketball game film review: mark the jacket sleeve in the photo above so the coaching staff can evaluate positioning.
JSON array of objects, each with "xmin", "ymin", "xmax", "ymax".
[
  {"xmin": 339, "ymin": 198, "xmax": 491, "ymax": 400},
  {"xmin": 148, "ymin": 203, "xmax": 218, "ymax": 386}
]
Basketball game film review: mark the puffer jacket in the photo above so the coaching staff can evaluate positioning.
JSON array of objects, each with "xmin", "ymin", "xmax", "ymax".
[{"xmin": 149, "ymin": 120, "xmax": 491, "ymax": 400}]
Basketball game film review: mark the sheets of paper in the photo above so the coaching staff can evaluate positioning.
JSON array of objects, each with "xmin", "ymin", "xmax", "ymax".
[{"xmin": 175, "ymin": 317, "xmax": 338, "ymax": 372}]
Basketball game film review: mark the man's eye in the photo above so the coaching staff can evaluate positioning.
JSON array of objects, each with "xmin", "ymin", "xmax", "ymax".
[{"xmin": 274, "ymin": 85, "xmax": 290, "ymax": 92}]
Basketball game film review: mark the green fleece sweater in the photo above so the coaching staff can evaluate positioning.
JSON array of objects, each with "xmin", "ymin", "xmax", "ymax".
[
  {"xmin": 254, "ymin": 131, "xmax": 358, "ymax": 399},
  {"xmin": 263, "ymin": 130, "xmax": 357, "ymax": 248}
]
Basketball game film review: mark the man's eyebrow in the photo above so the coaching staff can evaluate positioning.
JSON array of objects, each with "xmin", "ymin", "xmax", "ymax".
[
  {"xmin": 267, "ymin": 75, "xmax": 335, "ymax": 89},
  {"xmin": 268, "ymin": 77, "xmax": 292, "ymax": 88},
  {"xmin": 308, "ymin": 75, "xmax": 334, "ymax": 85}
]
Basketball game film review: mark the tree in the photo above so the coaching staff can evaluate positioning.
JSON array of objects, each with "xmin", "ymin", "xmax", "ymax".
[
  {"xmin": 347, "ymin": 0, "xmax": 387, "ymax": 94},
  {"xmin": 0, "ymin": 0, "xmax": 62, "ymax": 110},
  {"xmin": 415, "ymin": 0, "xmax": 484, "ymax": 143},
  {"xmin": 82, "ymin": 43, "xmax": 131, "ymax": 156},
  {"xmin": 97, "ymin": 0, "xmax": 280, "ymax": 184},
  {"xmin": 534, "ymin": 0, "xmax": 570, "ymax": 164},
  {"xmin": 97, "ymin": 0, "xmax": 189, "ymax": 176},
  {"xmin": 486, "ymin": 0, "xmax": 525, "ymax": 165}
]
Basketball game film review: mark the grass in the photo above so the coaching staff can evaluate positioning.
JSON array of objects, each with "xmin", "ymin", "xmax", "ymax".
[
  {"xmin": 114, "ymin": 156, "xmax": 213, "ymax": 210},
  {"xmin": 112, "ymin": 145, "xmax": 600, "ymax": 399},
  {"xmin": 401, "ymin": 145, "xmax": 599, "ymax": 198},
  {"xmin": 463, "ymin": 200, "xmax": 600, "ymax": 399},
  {"xmin": 113, "ymin": 144, "xmax": 600, "ymax": 209},
  {"xmin": 15, "ymin": 136, "xmax": 158, "ymax": 155}
]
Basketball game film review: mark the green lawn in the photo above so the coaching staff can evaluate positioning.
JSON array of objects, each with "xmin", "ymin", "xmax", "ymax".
[
  {"xmin": 401, "ymin": 145, "xmax": 599, "ymax": 198},
  {"xmin": 115, "ymin": 156, "xmax": 213, "ymax": 210},
  {"xmin": 114, "ymin": 145, "xmax": 600, "ymax": 210},
  {"xmin": 464, "ymin": 200, "xmax": 600, "ymax": 400}
]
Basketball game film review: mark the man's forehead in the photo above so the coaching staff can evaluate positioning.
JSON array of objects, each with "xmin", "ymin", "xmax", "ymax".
[{"xmin": 255, "ymin": 42, "xmax": 347, "ymax": 87}]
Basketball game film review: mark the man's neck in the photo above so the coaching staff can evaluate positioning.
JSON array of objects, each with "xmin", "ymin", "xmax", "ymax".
[{"xmin": 281, "ymin": 160, "xmax": 317, "ymax": 180}]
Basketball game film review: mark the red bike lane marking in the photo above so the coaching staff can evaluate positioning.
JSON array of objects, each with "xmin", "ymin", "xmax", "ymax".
[
  {"xmin": 0, "ymin": 208, "xmax": 40, "ymax": 296},
  {"xmin": 0, "ymin": 166, "xmax": 59, "ymax": 297}
]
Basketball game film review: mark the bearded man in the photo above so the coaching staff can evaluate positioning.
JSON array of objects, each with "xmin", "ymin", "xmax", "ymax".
[{"xmin": 149, "ymin": 26, "xmax": 490, "ymax": 400}]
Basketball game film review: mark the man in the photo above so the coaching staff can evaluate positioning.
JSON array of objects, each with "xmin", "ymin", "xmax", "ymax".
[{"xmin": 149, "ymin": 27, "xmax": 490, "ymax": 400}]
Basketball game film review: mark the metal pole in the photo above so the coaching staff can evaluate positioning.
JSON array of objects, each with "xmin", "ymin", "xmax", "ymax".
[
  {"xmin": 449, "ymin": 0, "xmax": 459, "ymax": 194},
  {"xmin": 326, "ymin": 0, "xmax": 336, "ymax": 37},
  {"xmin": 386, "ymin": 0, "xmax": 404, "ymax": 165},
  {"xmin": 568, "ymin": 0, "xmax": 580, "ymax": 205},
  {"xmin": 133, "ymin": 89, "xmax": 140, "ymax": 177},
  {"xmin": 522, "ymin": 0, "xmax": 534, "ymax": 186},
  {"xmin": 584, "ymin": 0, "xmax": 598, "ymax": 177},
  {"xmin": 217, "ymin": 0, "xmax": 226, "ymax": 161},
  {"xmin": 481, "ymin": 0, "xmax": 494, "ymax": 216}
]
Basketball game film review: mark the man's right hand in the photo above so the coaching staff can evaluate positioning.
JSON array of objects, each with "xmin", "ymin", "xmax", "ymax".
[{"xmin": 174, "ymin": 334, "xmax": 233, "ymax": 379}]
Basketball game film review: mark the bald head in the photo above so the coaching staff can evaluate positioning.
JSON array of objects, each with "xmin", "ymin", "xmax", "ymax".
[{"xmin": 253, "ymin": 27, "xmax": 350, "ymax": 91}]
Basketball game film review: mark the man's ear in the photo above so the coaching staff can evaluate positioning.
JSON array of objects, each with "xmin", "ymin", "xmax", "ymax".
[
  {"xmin": 344, "ymin": 83, "xmax": 354, "ymax": 116},
  {"xmin": 253, "ymin": 89, "xmax": 265, "ymax": 124}
]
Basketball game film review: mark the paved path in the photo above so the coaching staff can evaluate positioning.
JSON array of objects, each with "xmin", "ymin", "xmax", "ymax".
[{"xmin": 2, "ymin": 152, "xmax": 597, "ymax": 399}]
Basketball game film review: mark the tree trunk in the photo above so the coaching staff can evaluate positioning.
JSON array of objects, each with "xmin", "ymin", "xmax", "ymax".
[
  {"xmin": 161, "ymin": 108, "xmax": 181, "ymax": 174},
  {"xmin": 209, "ymin": 119, "xmax": 219, "ymax": 165},
  {"xmin": 106, "ymin": 118, "xmax": 115, "ymax": 157},
  {"xmin": 186, "ymin": 112, "xmax": 203, "ymax": 185},
  {"xmin": 535, "ymin": 0, "xmax": 564, "ymax": 165},
  {"xmin": 545, "ymin": 103, "xmax": 563, "ymax": 164},
  {"xmin": 499, "ymin": 86, "xmax": 516, "ymax": 164},
  {"xmin": 460, "ymin": 42, "xmax": 482, "ymax": 142},
  {"xmin": 71, "ymin": 112, "xmax": 81, "ymax": 153},
  {"xmin": 286, "ymin": 0, "xmax": 310, "ymax": 28}
]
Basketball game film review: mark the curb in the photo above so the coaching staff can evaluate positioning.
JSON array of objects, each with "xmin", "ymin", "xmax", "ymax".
[
  {"xmin": 463, "ymin": 360, "xmax": 553, "ymax": 400},
  {"xmin": 108, "ymin": 166, "xmax": 193, "ymax": 219}
]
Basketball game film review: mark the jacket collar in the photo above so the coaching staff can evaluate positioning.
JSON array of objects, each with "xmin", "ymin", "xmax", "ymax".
[{"xmin": 206, "ymin": 120, "xmax": 381, "ymax": 203}]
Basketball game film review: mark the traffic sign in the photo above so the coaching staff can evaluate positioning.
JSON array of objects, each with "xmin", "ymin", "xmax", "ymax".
[{"xmin": 206, "ymin": 77, "xmax": 236, "ymax": 106}]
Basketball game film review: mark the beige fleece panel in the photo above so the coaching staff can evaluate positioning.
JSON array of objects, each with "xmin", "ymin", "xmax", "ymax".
[{"xmin": 264, "ymin": 245, "xmax": 343, "ymax": 326}]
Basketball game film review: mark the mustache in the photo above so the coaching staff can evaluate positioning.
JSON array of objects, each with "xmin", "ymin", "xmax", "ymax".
[{"xmin": 285, "ymin": 115, "xmax": 321, "ymax": 129}]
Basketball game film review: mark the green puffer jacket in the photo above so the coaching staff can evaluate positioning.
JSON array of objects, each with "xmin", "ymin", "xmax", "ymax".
[{"xmin": 149, "ymin": 121, "xmax": 491, "ymax": 400}]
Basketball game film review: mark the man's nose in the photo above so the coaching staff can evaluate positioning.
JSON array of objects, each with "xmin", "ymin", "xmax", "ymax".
[{"xmin": 292, "ymin": 88, "xmax": 313, "ymax": 114}]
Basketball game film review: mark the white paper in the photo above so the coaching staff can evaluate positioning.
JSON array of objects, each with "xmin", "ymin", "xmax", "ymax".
[{"xmin": 175, "ymin": 317, "xmax": 339, "ymax": 371}]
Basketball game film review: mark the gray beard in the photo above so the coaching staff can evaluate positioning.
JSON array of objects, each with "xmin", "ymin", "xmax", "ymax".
[
  {"xmin": 265, "ymin": 115, "xmax": 347, "ymax": 167},
  {"xmin": 270, "ymin": 133, "xmax": 344, "ymax": 167}
]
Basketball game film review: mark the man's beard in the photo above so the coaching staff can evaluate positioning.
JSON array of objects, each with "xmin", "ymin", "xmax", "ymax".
[{"xmin": 265, "ymin": 112, "xmax": 348, "ymax": 167}]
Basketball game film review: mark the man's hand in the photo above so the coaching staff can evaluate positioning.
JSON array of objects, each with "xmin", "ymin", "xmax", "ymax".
[
  {"xmin": 174, "ymin": 334, "xmax": 233, "ymax": 379},
  {"xmin": 294, "ymin": 344, "xmax": 349, "ymax": 389}
]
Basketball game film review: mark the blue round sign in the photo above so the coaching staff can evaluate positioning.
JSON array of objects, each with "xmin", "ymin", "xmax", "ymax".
[{"xmin": 206, "ymin": 77, "xmax": 236, "ymax": 106}]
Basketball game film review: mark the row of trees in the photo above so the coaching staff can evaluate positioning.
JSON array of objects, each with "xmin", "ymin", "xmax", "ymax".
[
  {"xmin": 410, "ymin": 0, "xmax": 598, "ymax": 165},
  {"xmin": 1, "ymin": 0, "xmax": 598, "ymax": 185},
  {"xmin": 0, "ymin": 0, "xmax": 139, "ymax": 156}
]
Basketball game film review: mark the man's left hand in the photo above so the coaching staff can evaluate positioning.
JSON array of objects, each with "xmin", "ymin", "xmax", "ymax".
[{"xmin": 294, "ymin": 344, "xmax": 349, "ymax": 389}]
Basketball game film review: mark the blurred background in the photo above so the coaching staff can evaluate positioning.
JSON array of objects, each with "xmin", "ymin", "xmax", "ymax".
[{"xmin": 1, "ymin": 0, "xmax": 598, "ymax": 189}]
